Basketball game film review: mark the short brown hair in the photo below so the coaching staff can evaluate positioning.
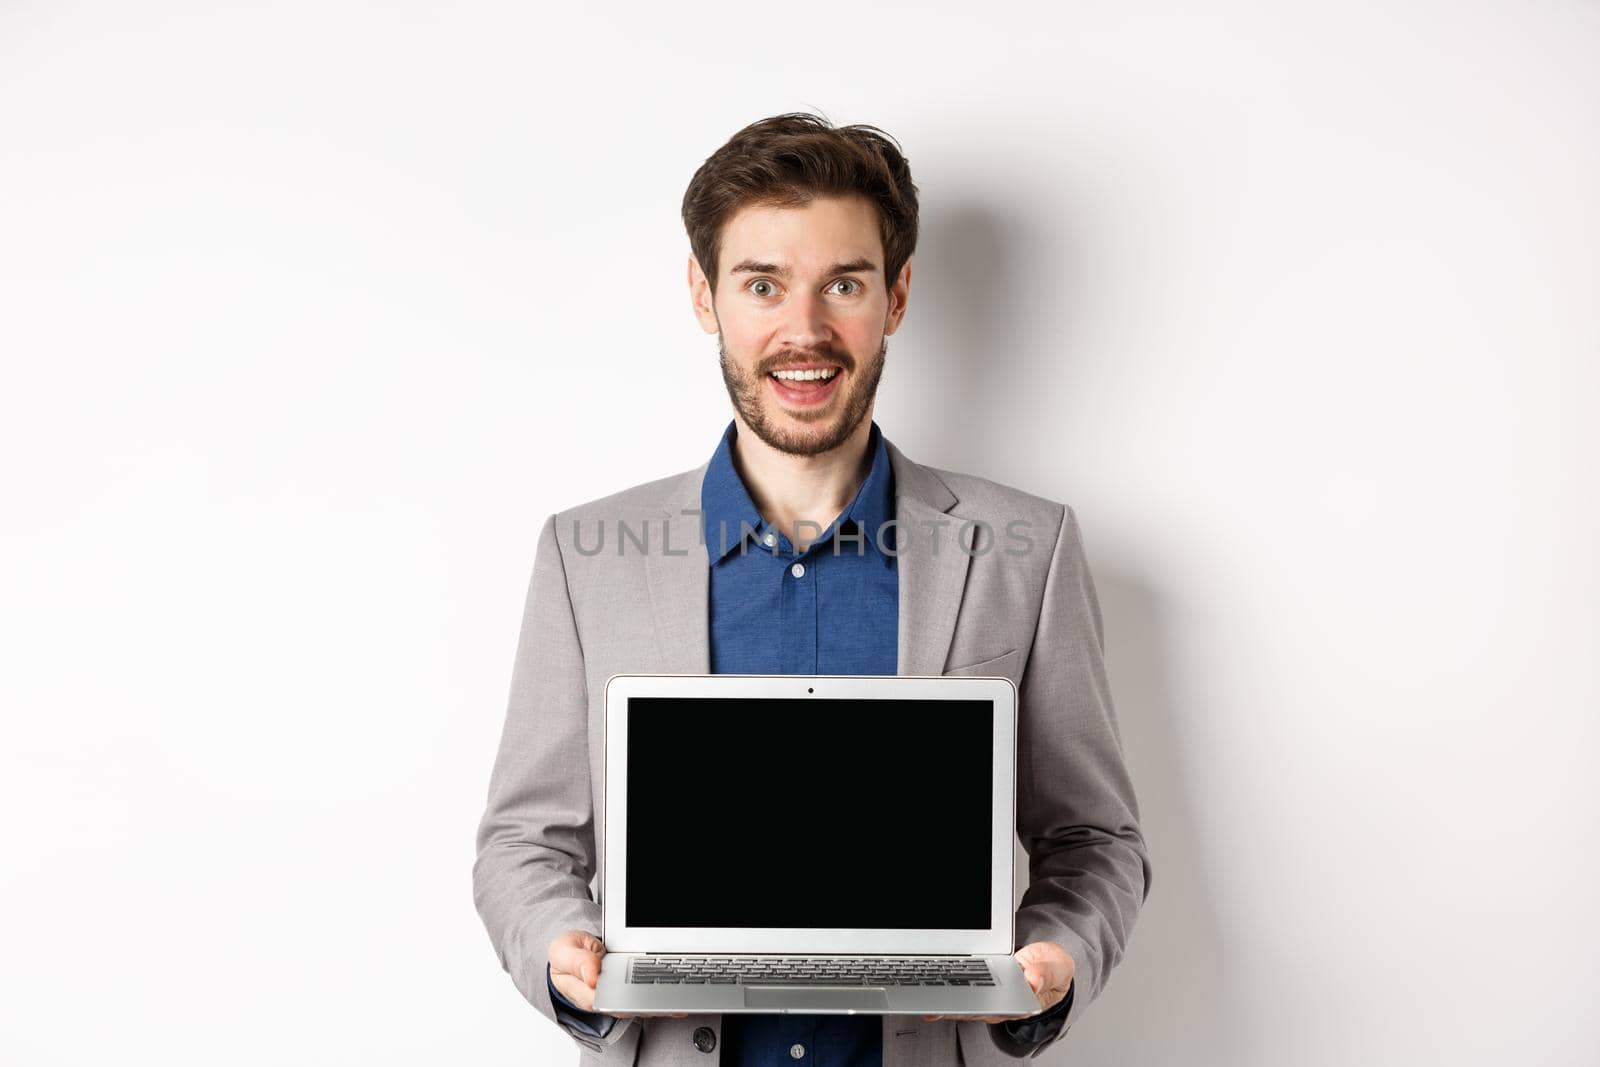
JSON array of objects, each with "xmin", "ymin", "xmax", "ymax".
[{"xmin": 681, "ymin": 112, "xmax": 919, "ymax": 297}]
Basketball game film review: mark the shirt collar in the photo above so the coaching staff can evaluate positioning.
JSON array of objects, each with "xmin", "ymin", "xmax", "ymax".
[{"xmin": 699, "ymin": 418, "xmax": 895, "ymax": 564}]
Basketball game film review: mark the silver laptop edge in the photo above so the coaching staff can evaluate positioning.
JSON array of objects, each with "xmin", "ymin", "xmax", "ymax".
[{"xmin": 593, "ymin": 673, "xmax": 1038, "ymax": 1017}]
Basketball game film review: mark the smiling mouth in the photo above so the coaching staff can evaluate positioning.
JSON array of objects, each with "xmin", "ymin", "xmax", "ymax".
[
  {"xmin": 770, "ymin": 366, "xmax": 840, "ymax": 381},
  {"xmin": 767, "ymin": 365, "xmax": 844, "ymax": 403}
]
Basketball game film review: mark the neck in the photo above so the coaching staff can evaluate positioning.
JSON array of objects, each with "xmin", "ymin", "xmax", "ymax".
[{"xmin": 729, "ymin": 414, "xmax": 876, "ymax": 552}]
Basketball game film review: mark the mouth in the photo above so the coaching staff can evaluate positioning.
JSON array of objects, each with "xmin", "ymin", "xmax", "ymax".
[{"xmin": 767, "ymin": 364, "xmax": 844, "ymax": 407}]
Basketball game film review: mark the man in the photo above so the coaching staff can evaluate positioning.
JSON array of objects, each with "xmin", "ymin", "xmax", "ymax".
[{"xmin": 473, "ymin": 113, "xmax": 1151, "ymax": 1066}]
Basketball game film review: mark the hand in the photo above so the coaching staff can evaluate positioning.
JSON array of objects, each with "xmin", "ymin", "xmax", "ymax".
[
  {"xmin": 921, "ymin": 941, "xmax": 1075, "ymax": 1025},
  {"xmin": 547, "ymin": 930, "xmax": 687, "ymax": 1019}
]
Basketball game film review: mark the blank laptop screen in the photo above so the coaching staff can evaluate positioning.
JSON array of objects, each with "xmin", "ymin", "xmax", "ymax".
[{"xmin": 625, "ymin": 696, "xmax": 993, "ymax": 929}]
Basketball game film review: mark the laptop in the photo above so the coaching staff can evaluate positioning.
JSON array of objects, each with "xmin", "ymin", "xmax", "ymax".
[{"xmin": 592, "ymin": 672, "xmax": 1041, "ymax": 1017}]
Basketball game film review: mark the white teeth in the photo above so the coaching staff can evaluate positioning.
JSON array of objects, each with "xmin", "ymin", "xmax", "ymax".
[{"xmin": 771, "ymin": 367, "xmax": 839, "ymax": 381}]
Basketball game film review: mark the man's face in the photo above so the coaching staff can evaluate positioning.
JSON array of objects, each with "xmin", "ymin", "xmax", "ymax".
[{"xmin": 689, "ymin": 194, "xmax": 911, "ymax": 458}]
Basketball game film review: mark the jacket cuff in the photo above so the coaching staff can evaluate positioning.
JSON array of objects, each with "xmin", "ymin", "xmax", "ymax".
[{"xmin": 990, "ymin": 978, "xmax": 1074, "ymax": 1056}]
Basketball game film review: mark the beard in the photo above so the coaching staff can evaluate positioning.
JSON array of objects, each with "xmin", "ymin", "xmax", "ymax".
[{"xmin": 717, "ymin": 334, "xmax": 888, "ymax": 458}]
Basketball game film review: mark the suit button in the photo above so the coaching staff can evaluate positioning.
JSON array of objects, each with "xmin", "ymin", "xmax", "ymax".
[{"xmin": 692, "ymin": 1025, "xmax": 717, "ymax": 1053}]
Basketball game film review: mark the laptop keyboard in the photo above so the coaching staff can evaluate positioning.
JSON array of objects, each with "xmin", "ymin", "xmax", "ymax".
[{"xmin": 628, "ymin": 956, "xmax": 995, "ymax": 986}]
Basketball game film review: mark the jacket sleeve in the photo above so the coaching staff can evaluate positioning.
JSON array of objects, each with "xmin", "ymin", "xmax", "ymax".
[
  {"xmin": 472, "ymin": 512, "xmax": 638, "ymax": 1058},
  {"xmin": 998, "ymin": 504, "xmax": 1152, "ymax": 1057}
]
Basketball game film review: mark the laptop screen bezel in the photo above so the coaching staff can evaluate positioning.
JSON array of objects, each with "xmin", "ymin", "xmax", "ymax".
[{"xmin": 599, "ymin": 673, "xmax": 1018, "ymax": 955}]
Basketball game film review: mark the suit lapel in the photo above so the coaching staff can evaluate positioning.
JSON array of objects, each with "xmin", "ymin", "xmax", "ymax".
[
  {"xmin": 644, "ymin": 463, "xmax": 712, "ymax": 675},
  {"xmin": 642, "ymin": 434, "xmax": 966, "ymax": 678},
  {"xmin": 886, "ymin": 438, "xmax": 967, "ymax": 677}
]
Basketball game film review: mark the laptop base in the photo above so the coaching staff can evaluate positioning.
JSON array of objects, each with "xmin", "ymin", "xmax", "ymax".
[{"xmin": 594, "ymin": 953, "xmax": 1041, "ymax": 1017}]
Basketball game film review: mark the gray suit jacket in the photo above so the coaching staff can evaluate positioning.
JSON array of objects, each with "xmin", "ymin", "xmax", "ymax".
[{"xmin": 472, "ymin": 434, "xmax": 1152, "ymax": 1065}]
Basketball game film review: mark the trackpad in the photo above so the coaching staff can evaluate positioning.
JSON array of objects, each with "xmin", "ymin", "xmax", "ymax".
[{"xmin": 744, "ymin": 987, "xmax": 891, "ymax": 1011}]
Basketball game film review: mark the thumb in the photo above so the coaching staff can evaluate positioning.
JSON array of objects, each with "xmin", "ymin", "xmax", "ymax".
[{"xmin": 582, "ymin": 934, "xmax": 605, "ymax": 985}]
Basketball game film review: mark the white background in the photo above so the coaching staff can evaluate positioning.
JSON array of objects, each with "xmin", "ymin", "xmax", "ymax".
[{"xmin": 2, "ymin": 3, "xmax": 1595, "ymax": 1064}]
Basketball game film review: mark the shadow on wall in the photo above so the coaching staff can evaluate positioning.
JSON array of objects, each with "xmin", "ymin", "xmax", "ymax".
[
  {"xmin": 1045, "ymin": 568, "xmax": 1248, "ymax": 1063},
  {"xmin": 887, "ymin": 201, "xmax": 1038, "ymax": 451},
  {"xmin": 885, "ymin": 197, "xmax": 1093, "ymax": 462},
  {"xmin": 911, "ymin": 199, "xmax": 1247, "ymax": 1062}
]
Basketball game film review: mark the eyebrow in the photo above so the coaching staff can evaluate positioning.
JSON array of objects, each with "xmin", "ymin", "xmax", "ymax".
[{"xmin": 727, "ymin": 257, "xmax": 879, "ymax": 279}]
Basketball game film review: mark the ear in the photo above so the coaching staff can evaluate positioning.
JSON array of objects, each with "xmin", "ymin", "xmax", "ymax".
[
  {"xmin": 883, "ymin": 257, "xmax": 912, "ymax": 336},
  {"xmin": 688, "ymin": 253, "xmax": 720, "ymax": 334}
]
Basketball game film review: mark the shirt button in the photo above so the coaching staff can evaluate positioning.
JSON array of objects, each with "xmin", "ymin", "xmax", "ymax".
[
  {"xmin": 763, "ymin": 532, "xmax": 777, "ymax": 547},
  {"xmin": 790, "ymin": 1043, "xmax": 806, "ymax": 1060},
  {"xmin": 790, "ymin": 562, "xmax": 805, "ymax": 578}
]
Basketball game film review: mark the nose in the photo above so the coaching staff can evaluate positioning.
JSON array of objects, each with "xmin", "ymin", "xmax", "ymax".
[{"xmin": 776, "ymin": 287, "xmax": 834, "ymax": 353}]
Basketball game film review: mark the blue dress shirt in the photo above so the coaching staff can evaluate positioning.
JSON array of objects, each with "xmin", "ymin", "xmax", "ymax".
[{"xmin": 548, "ymin": 418, "xmax": 1073, "ymax": 1062}]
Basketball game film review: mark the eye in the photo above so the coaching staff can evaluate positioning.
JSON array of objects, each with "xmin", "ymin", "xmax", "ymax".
[
  {"xmin": 832, "ymin": 278, "xmax": 862, "ymax": 296},
  {"xmin": 749, "ymin": 279, "xmax": 778, "ymax": 298}
]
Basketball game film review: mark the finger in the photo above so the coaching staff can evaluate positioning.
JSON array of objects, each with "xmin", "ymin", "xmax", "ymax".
[
  {"xmin": 552, "ymin": 949, "xmax": 601, "ymax": 988},
  {"xmin": 1022, "ymin": 962, "xmax": 1057, "ymax": 1009},
  {"xmin": 1028, "ymin": 968, "xmax": 1052, "ymax": 1010},
  {"xmin": 552, "ymin": 937, "xmax": 605, "ymax": 987},
  {"xmin": 552, "ymin": 971, "xmax": 597, "ymax": 1012},
  {"xmin": 1015, "ymin": 944, "xmax": 1070, "ymax": 989}
]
